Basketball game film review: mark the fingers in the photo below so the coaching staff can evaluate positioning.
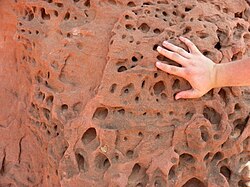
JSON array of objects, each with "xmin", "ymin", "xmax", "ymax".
[
  {"xmin": 175, "ymin": 89, "xmax": 201, "ymax": 100},
  {"xmin": 156, "ymin": 61, "xmax": 186, "ymax": 78},
  {"xmin": 157, "ymin": 46, "xmax": 188, "ymax": 67},
  {"xmin": 162, "ymin": 41, "xmax": 191, "ymax": 59},
  {"xmin": 179, "ymin": 36, "xmax": 201, "ymax": 54}
]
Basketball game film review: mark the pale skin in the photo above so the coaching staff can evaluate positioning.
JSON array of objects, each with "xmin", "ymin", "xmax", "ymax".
[{"xmin": 156, "ymin": 36, "xmax": 250, "ymax": 100}]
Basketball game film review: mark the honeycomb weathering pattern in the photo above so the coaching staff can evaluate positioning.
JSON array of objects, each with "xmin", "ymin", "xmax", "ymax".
[{"xmin": 0, "ymin": 0, "xmax": 250, "ymax": 186}]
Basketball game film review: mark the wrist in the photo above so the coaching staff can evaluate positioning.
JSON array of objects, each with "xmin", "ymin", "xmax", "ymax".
[{"xmin": 212, "ymin": 63, "xmax": 220, "ymax": 88}]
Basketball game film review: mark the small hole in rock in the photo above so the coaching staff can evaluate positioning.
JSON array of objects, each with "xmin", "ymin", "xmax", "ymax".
[
  {"xmin": 234, "ymin": 103, "xmax": 241, "ymax": 111},
  {"xmin": 55, "ymin": 3, "xmax": 63, "ymax": 7},
  {"xmin": 220, "ymin": 166, "xmax": 231, "ymax": 181},
  {"xmin": 200, "ymin": 126, "xmax": 209, "ymax": 142},
  {"xmin": 46, "ymin": 96, "xmax": 54, "ymax": 106},
  {"xmin": 235, "ymin": 12, "xmax": 243, "ymax": 18},
  {"xmin": 153, "ymin": 44, "xmax": 159, "ymax": 51},
  {"xmin": 218, "ymin": 88, "xmax": 227, "ymax": 105},
  {"xmin": 125, "ymin": 24, "xmax": 133, "ymax": 30},
  {"xmin": 126, "ymin": 150, "xmax": 134, "ymax": 158},
  {"xmin": 61, "ymin": 104, "xmax": 68, "ymax": 112},
  {"xmin": 132, "ymin": 56, "xmax": 138, "ymax": 62},
  {"xmin": 138, "ymin": 23, "xmax": 150, "ymax": 33},
  {"xmin": 43, "ymin": 108, "xmax": 50, "ymax": 120},
  {"xmin": 141, "ymin": 80, "xmax": 145, "ymax": 88},
  {"xmin": 183, "ymin": 26, "xmax": 191, "ymax": 35},
  {"xmin": 185, "ymin": 7, "xmax": 192, "ymax": 12},
  {"xmin": 110, "ymin": 84, "xmax": 117, "ymax": 93},
  {"xmin": 118, "ymin": 109, "xmax": 125, "ymax": 115},
  {"xmin": 153, "ymin": 81, "xmax": 165, "ymax": 95},
  {"xmin": 122, "ymin": 83, "xmax": 134, "ymax": 95},
  {"xmin": 28, "ymin": 12, "xmax": 34, "ymax": 21},
  {"xmin": 41, "ymin": 8, "xmax": 50, "ymax": 20},
  {"xmin": 185, "ymin": 112, "xmax": 194, "ymax": 119},
  {"xmin": 108, "ymin": 0, "xmax": 116, "ymax": 5},
  {"xmin": 204, "ymin": 153, "xmax": 210, "ymax": 160},
  {"xmin": 75, "ymin": 151, "xmax": 88, "ymax": 172},
  {"xmin": 215, "ymin": 42, "xmax": 221, "ymax": 50},
  {"xmin": 54, "ymin": 11, "xmax": 58, "ymax": 17},
  {"xmin": 183, "ymin": 178, "xmax": 206, "ymax": 187},
  {"xmin": 84, "ymin": 0, "xmax": 90, "ymax": 7},
  {"xmin": 180, "ymin": 153, "xmax": 195, "ymax": 164},
  {"xmin": 212, "ymin": 152, "xmax": 223, "ymax": 161},
  {"xmin": 143, "ymin": 2, "xmax": 153, "ymax": 5},
  {"xmin": 127, "ymin": 1, "xmax": 136, "ymax": 7},
  {"xmin": 172, "ymin": 79, "xmax": 180, "ymax": 89},
  {"xmin": 125, "ymin": 15, "xmax": 130, "ymax": 19},
  {"xmin": 93, "ymin": 107, "xmax": 108, "ymax": 120},
  {"xmin": 203, "ymin": 51, "xmax": 209, "ymax": 56},
  {"xmin": 203, "ymin": 106, "xmax": 221, "ymax": 125},
  {"xmin": 153, "ymin": 28, "xmax": 162, "ymax": 34},
  {"xmin": 82, "ymin": 128, "xmax": 97, "ymax": 144},
  {"xmin": 157, "ymin": 112, "xmax": 162, "ymax": 118},
  {"xmin": 213, "ymin": 134, "xmax": 220, "ymax": 139},
  {"xmin": 162, "ymin": 11, "xmax": 167, "ymax": 16},
  {"xmin": 135, "ymin": 96, "xmax": 139, "ymax": 103},
  {"xmin": 67, "ymin": 33, "xmax": 71, "ymax": 38},
  {"xmin": 168, "ymin": 166, "xmax": 176, "ymax": 180},
  {"xmin": 131, "ymin": 163, "xmax": 141, "ymax": 175},
  {"xmin": 64, "ymin": 12, "xmax": 70, "ymax": 20},
  {"xmin": 233, "ymin": 116, "xmax": 249, "ymax": 137},
  {"xmin": 114, "ymin": 154, "xmax": 119, "ymax": 161},
  {"xmin": 118, "ymin": 66, "xmax": 127, "ymax": 72},
  {"xmin": 95, "ymin": 153, "xmax": 110, "ymax": 171},
  {"xmin": 198, "ymin": 32, "xmax": 209, "ymax": 39}
]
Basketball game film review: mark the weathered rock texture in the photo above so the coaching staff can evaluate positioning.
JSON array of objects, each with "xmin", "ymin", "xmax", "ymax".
[{"xmin": 0, "ymin": 0, "xmax": 250, "ymax": 186}]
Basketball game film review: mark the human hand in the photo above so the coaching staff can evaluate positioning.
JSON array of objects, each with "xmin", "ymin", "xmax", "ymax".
[{"xmin": 156, "ymin": 36, "xmax": 218, "ymax": 100}]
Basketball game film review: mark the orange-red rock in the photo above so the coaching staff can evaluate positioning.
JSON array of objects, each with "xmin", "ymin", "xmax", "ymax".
[{"xmin": 0, "ymin": 0, "xmax": 250, "ymax": 186}]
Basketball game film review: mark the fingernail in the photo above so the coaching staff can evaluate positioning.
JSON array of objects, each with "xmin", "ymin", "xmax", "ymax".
[
  {"xmin": 175, "ymin": 95, "xmax": 180, "ymax": 100},
  {"xmin": 157, "ymin": 46, "xmax": 162, "ymax": 51},
  {"xmin": 179, "ymin": 36, "xmax": 184, "ymax": 40},
  {"xmin": 156, "ymin": 61, "xmax": 161, "ymax": 67},
  {"xmin": 163, "ymin": 41, "xmax": 169, "ymax": 45}
]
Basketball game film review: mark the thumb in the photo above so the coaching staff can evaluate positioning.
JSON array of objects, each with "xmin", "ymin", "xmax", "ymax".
[{"xmin": 175, "ymin": 89, "xmax": 200, "ymax": 100}]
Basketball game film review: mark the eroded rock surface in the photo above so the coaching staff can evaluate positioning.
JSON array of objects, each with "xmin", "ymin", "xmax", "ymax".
[{"xmin": 0, "ymin": 0, "xmax": 250, "ymax": 186}]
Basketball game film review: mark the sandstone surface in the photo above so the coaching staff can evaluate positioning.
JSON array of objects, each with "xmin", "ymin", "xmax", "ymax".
[{"xmin": 0, "ymin": 0, "xmax": 250, "ymax": 186}]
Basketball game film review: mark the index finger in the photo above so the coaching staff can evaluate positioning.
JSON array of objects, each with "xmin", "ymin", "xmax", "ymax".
[{"xmin": 179, "ymin": 37, "xmax": 201, "ymax": 55}]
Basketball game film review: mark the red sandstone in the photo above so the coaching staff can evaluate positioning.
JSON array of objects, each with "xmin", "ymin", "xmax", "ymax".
[{"xmin": 0, "ymin": 0, "xmax": 250, "ymax": 186}]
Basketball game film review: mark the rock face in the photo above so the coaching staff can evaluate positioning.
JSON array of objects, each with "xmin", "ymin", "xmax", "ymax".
[{"xmin": 0, "ymin": 0, "xmax": 250, "ymax": 186}]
